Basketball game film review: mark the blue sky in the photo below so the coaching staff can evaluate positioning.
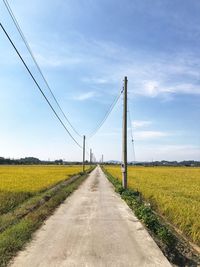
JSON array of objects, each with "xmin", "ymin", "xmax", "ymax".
[{"xmin": 0, "ymin": 0, "xmax": 200, "ymax": 161}]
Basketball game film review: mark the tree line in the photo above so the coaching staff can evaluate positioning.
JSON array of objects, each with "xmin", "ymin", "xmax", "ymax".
[{"xmin": 0, "ymin": 157, "xmax": 84, "ymax": 165}]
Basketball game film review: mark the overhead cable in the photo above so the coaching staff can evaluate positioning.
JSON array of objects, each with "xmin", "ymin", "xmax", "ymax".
[
  {"xmin": 0, "ymin": 23, "xmax": 82, "ymax": 149},
  {"xmin": 3, "ymin": 0, "xmax": 82, "ymax": 138},
  {"xmin": 128, "ymin": 100, "xmax": 136, "ymax": 163},
  {"xmin": 88, "ymin": 88, "xmax": 124, "ymax": 139}
]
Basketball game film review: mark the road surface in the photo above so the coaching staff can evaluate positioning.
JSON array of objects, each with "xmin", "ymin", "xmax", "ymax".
[{"xmin": 10, "ymin": 166, "xmax": 171, "ymax": 267}]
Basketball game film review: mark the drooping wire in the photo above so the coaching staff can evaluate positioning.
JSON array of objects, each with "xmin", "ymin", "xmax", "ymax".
[
  {"xmin": 85, "ymin": 137, "xmax": 90, "ymax": 160},
  {"xmin": 88, "ymin": 88, "xmax": 124, "ymax": 139},
  {"xmin": 0, "ymin": 23, "xmax": 82, "ymax": 149},
  {"xmin": 2, "ymin": 0, "xmax": 82, "ymax": 138},
  {"xmin": 128, "ymin": 100, "xmax": 136, "ymax": 164}
]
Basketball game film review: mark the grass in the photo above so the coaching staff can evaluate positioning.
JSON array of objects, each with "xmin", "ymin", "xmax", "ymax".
[
  {"xmin": 0, "ymin": 165, "xmax": 87, "ymax": 214},
  {"xmin": 102, "ymin": 166, "xmax": 200, "ymax": 266},
  {"xmin": 103, "ymin": 165, "xmax": 200, "ymax": 246},
  {"xmin": 0, "ymin": 165, "xmax": 93, "ymax": 267}
]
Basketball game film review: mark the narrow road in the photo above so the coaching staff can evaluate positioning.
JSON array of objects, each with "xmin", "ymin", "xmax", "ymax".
[{"xmin": 10, "ymin": 166, "xmax": 171, "ymax": 267}]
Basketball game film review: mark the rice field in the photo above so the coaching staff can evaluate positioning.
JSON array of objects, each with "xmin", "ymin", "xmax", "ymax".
[
  {"xmin": 104, "ymin": 165, "xmax": 200, "ymax": 246},
  {"xmin": 0, "ymin": 165, "xmax": 86, "ymax": 214}
]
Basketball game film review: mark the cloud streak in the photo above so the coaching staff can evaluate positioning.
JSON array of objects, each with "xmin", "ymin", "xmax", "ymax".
[
  {"xmin": 133, "ymin": 120, "xmax": 152, "ymax": 128},
  {"xmin": 134, "ymin": 130, "xmax": 170, "ymax": 140},
  {"xmin": 17, "ymin": 31, "xmax": 200, "ymax": 100},
  {"xmin": 73, "ymin": 91, "xmax": 97, "ymax": 101},
  {"xmin": 138, "ymin": 80, "xmax": 200, "ymax": 97},
  {"xmin": 135, "ymin": 144, "xmax": 200, "ymax": 161}
]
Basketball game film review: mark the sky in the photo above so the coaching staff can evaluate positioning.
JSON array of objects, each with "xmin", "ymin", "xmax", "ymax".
[{"xmin": 0, "ymin": 0, "xmax": 200, "ymax": 162}]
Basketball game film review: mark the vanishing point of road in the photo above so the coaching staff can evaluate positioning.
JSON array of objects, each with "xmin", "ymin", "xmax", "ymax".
[{"xmin": 10, "ymin": 166, "xmax": 171, "ymax": 267}]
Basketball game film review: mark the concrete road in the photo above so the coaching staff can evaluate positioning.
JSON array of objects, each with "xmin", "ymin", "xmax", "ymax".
[{"xmin": 10, "ymin": 166, "xmax": 171, "ymax": 267}]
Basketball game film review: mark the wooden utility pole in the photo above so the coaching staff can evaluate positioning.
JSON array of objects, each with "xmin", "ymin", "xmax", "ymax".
[
  {"xmin": 82, "ymin": 135, "xmax": 86, "ymax": 172},
  {"xmin": 122, "ymin": 76, "xmax": 128, "ymax": 189}
]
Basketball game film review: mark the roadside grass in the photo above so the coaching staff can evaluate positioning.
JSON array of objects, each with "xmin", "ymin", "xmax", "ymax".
[
  {"xmin": 0, "ymin": 172, "xmax": 80, "ymax": 234},
  {"xmin": 102, "ymin": 167, "xmax": 200, "ymax": 267},
  {"xmin": 0, "ymin": 191, "xmax": 33, "ymax": 215},
  {"xmin": 0, "ymin": 165, "xmax": 88, "ymax": 215},
  {"xmin": 0, "ymin": 168, "xmax": 94, "ymax": 267},
  {"xmin": 103, "ymin": 165, "xmax": 200, "ymax": 246}
]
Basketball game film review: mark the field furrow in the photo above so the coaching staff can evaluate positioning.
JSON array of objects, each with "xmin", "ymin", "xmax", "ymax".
[{"xmin": 104, "ymin": 166, "xmax": 200, "ymax": 246}]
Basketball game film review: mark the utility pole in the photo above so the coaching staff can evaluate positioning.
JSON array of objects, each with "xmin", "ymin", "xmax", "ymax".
[
  {"xmin": 122, "ymin": 76, "xmax": 128, "ymax": 189},
  {"xmin": 82, "ymin": 135, "xmax": 85, "ymax": 172},
  {"xmin": 102, "ymin": 154, "xmax": 104, "ymax": 163}
]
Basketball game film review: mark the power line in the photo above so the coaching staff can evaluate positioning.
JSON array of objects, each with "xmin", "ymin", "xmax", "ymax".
[
  {"xmin": 85, "ymin": 138, "xmax": 90, "ymax": 159},
  {"xmin": 88, "ymin": 88, "xmax": 124, "ymax": 139},
  {"xmin": 0, "ymin": 22, "xmax": 82, "ymax": 149},
  {"xmin": 3, "ymin": 0, "xmax": 82, "ymax": 138},
  {"xmin": 128, "ymin": 99, "xmax": 136, "ymax": 163}
]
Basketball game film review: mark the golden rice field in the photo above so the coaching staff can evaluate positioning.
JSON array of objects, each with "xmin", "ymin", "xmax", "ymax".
[
  {"xmin": 0, "ymin": 165, "xmax": 86, "ymax": 214},
  {"xmin": 104, "ymin": 166, "xmax": 200, "ymax": 246}
]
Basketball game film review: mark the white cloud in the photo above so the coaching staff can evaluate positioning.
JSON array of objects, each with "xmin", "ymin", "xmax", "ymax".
[
  {"xmin": 135, "ymin": 144, "xmax": 200, "ymax": 161},
  {"xmin": 82, "ymin": 77, "xmax": 108, "ymax": 84},
  {"xmin": 97, "ymin": 131, "xmax": 120, "ymax": 137},
  {"xmin": 96, "ymin": 128, "xmax": 170, "ymax": 141},
  {"xmin": 34, "ymin": 52, "xmax": 82, "ymax": 68},
  {"xmin": 157, "ymin": 144, "xmax": 200, "ymax": 153},
  {"xmin": 143, "ymin": 81, "xmax": 159, "ymax": 97},
  {"xmin": 133, "ymin": 120, "xmax": 152, "ymax": 128},
  {"xmin": 4, "ymin": 21, "xmax": 200, "ymax": 99},
  {"xmin": 74, "ymin": 91, "xmax": 96, "ymax": 101},
  {"xmin": 137, "ymin": 80, "xmax": 200, "ymax": 98},
  {"xmin": 167, "ymin": 83, "xmax": 200, "ymax": 95},
  {"xmin": 134, "ymin": 131, "xmax": 170, "ymax": 140}
]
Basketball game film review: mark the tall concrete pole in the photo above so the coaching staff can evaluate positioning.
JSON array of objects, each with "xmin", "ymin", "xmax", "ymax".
[
  {"xmin": 83, "ymin": 135, "xmax": 86, "ymax": 172},
  {"xmin": 122, "ymin": 76, "xmax": 128, "ymax": 189}
]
